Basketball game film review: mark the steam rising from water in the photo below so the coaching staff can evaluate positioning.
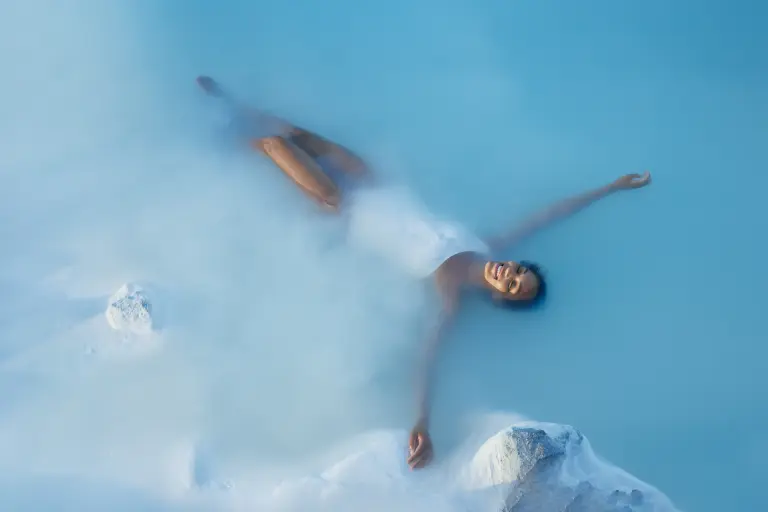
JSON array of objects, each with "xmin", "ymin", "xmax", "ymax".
[{"xmin": 0, "ymin": 1, "xmax": 428, "ymax": 506}]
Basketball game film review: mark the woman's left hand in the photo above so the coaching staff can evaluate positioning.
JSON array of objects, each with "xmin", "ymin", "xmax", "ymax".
[{"xmin": 611, "ymin": 171, "xmax": 652, "ymax": 190}]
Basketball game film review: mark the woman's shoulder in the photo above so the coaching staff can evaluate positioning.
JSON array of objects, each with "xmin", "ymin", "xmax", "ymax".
[{"xmin": 434, "ymin": 251, "xmax": 483, "ymax": 282}]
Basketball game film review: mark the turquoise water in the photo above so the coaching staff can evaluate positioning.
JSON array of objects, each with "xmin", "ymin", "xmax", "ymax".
[
  {"xmin": 1, "ymin": 0, "xmax": 766, "ymax": 510},
  {"xmin": 163, "ymin": 1, "xmax": 767, "ymax": 509}
]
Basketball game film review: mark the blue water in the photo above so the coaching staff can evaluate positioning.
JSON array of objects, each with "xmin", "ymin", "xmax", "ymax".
[{"xmin": 1, "ymin": 0, "xmax": 766, "ymax": 510}]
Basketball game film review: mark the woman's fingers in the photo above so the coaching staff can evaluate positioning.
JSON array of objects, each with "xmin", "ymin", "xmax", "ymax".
[{"xmin": 406, "ymin": 432, "xmax": 433, "ymax": 469}]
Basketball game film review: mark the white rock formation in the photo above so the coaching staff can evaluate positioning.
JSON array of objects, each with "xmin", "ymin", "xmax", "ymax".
[{"xmin": 105, "ymin": 283, "xmax": 153, "ymax": 335}]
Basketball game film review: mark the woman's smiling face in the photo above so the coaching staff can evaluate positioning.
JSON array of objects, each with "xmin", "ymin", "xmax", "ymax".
[{"xmin": 483, "ymin": 260, "xmax": 540, "ymax": 300}]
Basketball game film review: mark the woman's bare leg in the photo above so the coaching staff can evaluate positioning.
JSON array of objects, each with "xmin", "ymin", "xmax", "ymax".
[
  {"xmin": 252, "ymin": 136, "xmax": 341, "ymax": 211},
  {"xmin": 196, "ymin": 75, "xmax": 365, "ymax": 210},
  {"xmin": 287, "ymin": 127, "xmax": 372, "ymax": 179}
]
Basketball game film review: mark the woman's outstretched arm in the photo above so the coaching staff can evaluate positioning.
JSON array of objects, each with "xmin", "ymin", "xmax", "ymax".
[{"xmin": 485, "ymin": 172, "xmax": 652, "ymax": 252}]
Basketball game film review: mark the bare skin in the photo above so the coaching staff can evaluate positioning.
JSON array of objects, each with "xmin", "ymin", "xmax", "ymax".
[
  {"xmin": 196, "ymin": 75, "xmax": 652, "ymax": 470},
  {"xmin": 406, "ymin": 172, "xmax": 651, "ymax": 469},
  {"xmin": 197, "ymin": 75, "xmax": 370, "ymax": 211}
]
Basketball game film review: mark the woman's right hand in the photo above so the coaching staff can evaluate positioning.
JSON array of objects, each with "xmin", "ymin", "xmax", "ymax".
[{"xmin": 407, "ymin": 423, "xmax": 434, "ymax": 470}]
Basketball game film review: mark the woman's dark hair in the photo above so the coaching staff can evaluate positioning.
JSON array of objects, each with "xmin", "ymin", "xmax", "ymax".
[{"xmin": 495, "ymin": 260, "xmax": 547, "ymax": 311}]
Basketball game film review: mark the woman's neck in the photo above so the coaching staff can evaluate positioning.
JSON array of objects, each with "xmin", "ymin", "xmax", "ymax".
[
  {"xmin": 464, "ymin": 255, "xmax": 491, "ymax": 289},
  {"xmin": 438, "ymin": 252, "xmax": 492, "ymax": 292}
]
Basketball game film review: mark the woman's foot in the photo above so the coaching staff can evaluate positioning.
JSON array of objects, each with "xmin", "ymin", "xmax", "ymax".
[{"xmin": 196, "ymin": 75, "xmax": 224, "ymax": 97}]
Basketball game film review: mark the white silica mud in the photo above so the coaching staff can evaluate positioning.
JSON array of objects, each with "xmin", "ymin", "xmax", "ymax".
[{"xmin": 185, "ymin": 421, "xmax": 680, "ymax": 512}]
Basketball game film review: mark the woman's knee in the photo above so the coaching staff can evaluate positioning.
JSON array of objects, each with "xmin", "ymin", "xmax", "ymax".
[{"xmin": 255, "ymin": 136, "xmax": 341, "ymax": 208}]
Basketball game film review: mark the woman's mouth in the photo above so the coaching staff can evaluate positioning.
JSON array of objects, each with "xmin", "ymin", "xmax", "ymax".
[{"xmin": 493, "ymin": 263, "xmax": 502, "ymax": 279}]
